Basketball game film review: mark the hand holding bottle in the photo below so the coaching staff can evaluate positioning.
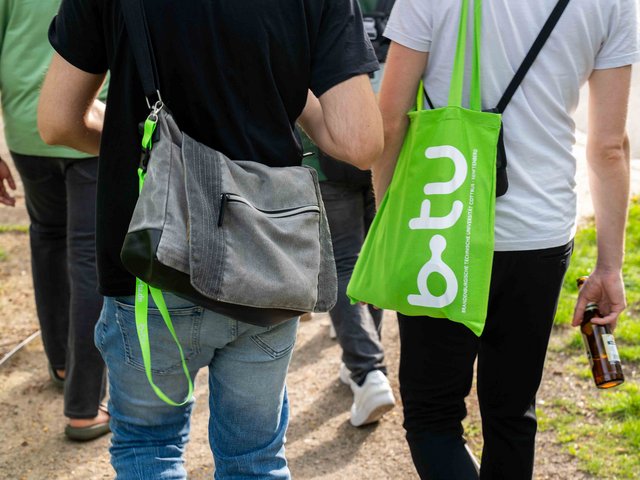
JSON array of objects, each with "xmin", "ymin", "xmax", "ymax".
[
  {"xmin": 575, "ymin": 276, "xmax": 625, "ymax": 389},
  {"xmin": 572, "ymin": 268, "xmax": 626, "ymax": 331}
]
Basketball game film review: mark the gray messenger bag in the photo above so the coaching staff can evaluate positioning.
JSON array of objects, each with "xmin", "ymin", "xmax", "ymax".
[{"xmin": 119, "ymin": 0, "xmax": 337, "ymax": 328}]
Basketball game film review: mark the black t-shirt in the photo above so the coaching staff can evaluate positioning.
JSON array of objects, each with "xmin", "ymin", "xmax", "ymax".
[{"xmin": 49, "ymin": 0, "xmax": 378, "ymax": 296}]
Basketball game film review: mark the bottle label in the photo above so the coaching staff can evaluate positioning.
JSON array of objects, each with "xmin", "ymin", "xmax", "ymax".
[
  {"xmin": 601, "ymin": 334, "xmax": 621, "ymax": 363},
  {"xmin": 582, "ymin": 334, "xmax": 594, "ymax": 368}
]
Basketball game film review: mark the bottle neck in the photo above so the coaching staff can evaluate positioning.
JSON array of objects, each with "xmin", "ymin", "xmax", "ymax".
[{"xmin": 582, "ymin": 303, "xmax": 601, "ymax": 326}]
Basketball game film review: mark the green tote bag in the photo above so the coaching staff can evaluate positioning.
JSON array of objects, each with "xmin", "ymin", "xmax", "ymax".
[{"xmin": 347, "ymin": 0, "xmax": 502, "ymax": 336}]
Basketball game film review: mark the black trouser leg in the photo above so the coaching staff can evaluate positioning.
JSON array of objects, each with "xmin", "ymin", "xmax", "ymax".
[
  {"xmin": 407, "ymin": 430, "xmax": 480, "ymax": 480},
  {"xmin": 478, "ymin": 242, "xmax": 572, "ymax": 479},
  {"xmin": 12, "ymin": 153, "xmax": 70, "ymax": 372},
  {"xmin": 63, "ymin": 157, "xmax": 106, "ymax": 418},
  {"xmin": 398, "ymin": 315, "xmax": 479, "ymax": 480},
  {"xmin": 398, "ymin": 241, "xmax": 572, "ymax": 480}
]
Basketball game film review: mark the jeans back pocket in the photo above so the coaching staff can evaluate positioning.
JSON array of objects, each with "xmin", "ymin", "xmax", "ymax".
[{"xmin": 114, "ymin": 299, "xmax": 204, "ymax": 374}]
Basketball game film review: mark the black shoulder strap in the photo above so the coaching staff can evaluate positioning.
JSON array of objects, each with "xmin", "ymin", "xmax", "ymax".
[
  {"xmin": 423, "ymin": 0, "xmax": 570, "ymax": 112},
  {"xmin": 495, "ymin": 0, "xmax": 570, "ymax": 113},
  {"xmin": 423, "ymin": 88, "xmax": 435, "ymax": 110},
  {"xmin": 120, "ymin": 0, "xmax": 162, "ymax": 104}
]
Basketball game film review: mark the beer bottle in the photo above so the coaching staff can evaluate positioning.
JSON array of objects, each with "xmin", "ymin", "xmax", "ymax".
[{"xmin": 576, "ymin": 277, "xmax": 624, "ymax": 389}]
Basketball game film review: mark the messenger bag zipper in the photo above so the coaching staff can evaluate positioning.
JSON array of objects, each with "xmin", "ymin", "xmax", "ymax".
[{"xmin": 217, "ymin": 193, "xmax": 320, "ymax": 227}]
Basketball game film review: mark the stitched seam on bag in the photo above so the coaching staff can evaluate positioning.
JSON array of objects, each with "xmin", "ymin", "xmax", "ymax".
[
  {"xmin": 204, "ymin": 143, "xmax": 214, "ymax": 294},
  {"xmin": 312, "ymin": 166, "xmax": 335, "ymax": 312},
  {"xmin": 158, "ymin": 126, "xmax": 173, "ymax": 255},
  {"xmin": 214, "ymin": 149, "xmax": 225, "ymax": 298},
  {"xmin": 312, "ymin": 168, "xmax": 323, "ymax": 310},
  {"xmin": 201, "ymin": 141, "xmax": 218, "ymax": 296}
]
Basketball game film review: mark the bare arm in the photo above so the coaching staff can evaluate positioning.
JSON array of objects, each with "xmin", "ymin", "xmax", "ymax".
[
  {"xmin": 38, "ymin": 53, "xmax": 106, "ymax": 155},
  {"xmin": 298, "ymin": 74, "xmax": 383, "ymax": 170},
  {"xmin": 373, "ymin": 43, "xmax": 428, "ymax": 206},
  {"xmin": 572, "ymin": 66, "xmax": 633, "ymax": 330}
]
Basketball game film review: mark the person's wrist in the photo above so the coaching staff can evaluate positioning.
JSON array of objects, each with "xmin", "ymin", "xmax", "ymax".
[
  {"xmin": 592, "ymin": 264, "xmax": 623, "ymax": 278},
  {"xmin": 594, "ymin": 257, "xmax": 623, "ymax": 270}
]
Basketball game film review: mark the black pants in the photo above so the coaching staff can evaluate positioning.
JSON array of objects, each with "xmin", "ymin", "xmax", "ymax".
[
  {"xmin": 12, "ymin": 152, "xmax": 106, "ymax": 419},
  {"xmin": 398, "ymin": 241, "xmax": 573, "ymax": 480}
]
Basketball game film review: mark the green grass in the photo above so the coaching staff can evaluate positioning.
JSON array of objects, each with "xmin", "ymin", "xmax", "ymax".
[
  {"xmin": 540, "ymin": 385, "xmax": 640, "ymax": 477},
  {"xmin": 0, "ymin": 224, "xmax": 28, "ymax": 233},
  {"xmin": 0, "ymin": 247, "xmax": 6, "ymax": 261},
  {"xmin": 543, "ymin": 198, "xmax": 640, "ymax": 478},
  {"xmin": 572, "ymin": 385, "xmax": 639, "ymax": 477}
]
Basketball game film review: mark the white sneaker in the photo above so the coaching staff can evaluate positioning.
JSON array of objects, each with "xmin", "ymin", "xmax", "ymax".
[
  {"xmin": 339, "ymin": 362, "xmax": 351, "ymax": 385},
  {"xmin": 349, "ymin": 370, "xmax": 396, "ymax": 427}
]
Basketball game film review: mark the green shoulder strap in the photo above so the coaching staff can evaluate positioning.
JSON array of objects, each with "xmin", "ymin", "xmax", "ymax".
[
  {"xmin": 419, "ymin": 0, "xmax": 482, "ymax": 112},
  {"xmin": 134, "ymin": 114, "xmax": 194, "ymax": 407},
  {"xmin": 448, "ymin": 0, "xmax": 482, "ymax": 110}
]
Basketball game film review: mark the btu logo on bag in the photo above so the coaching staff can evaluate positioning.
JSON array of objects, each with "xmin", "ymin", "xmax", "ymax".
[{"xmin": 407, "ymin": 145, "xmax": 472, "ymax": 309}]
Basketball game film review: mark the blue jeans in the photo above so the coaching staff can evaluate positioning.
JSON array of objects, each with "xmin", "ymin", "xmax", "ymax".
[{"xmin": 95, "ymin": 294, "xmax": 299, "ymax": 479}]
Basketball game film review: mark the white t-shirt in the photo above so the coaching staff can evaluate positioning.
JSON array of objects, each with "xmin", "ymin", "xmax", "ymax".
[{"xmin": 385, "ymin": 0, "xmax": 640, "ymax": 251}]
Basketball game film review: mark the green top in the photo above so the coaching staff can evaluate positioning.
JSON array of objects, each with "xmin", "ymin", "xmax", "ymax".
[
  {"xmin": 359, "ymin": 0, "xmax": 378, "ymax": 13},
  {"xmin": 0, "ymin": 0, "xmax": 106, "ymax": 158},
  {"xmin": 299, "ymin": 129, "xmax": 327, "ymax": 181}
]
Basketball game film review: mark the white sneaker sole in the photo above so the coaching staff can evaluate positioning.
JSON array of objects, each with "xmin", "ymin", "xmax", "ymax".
[{"xmin": 350, "ymin": 391, "xmax": 396, "ymax": 427}]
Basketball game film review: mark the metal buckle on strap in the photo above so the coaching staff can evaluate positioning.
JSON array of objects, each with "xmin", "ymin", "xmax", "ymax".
[{"xmin": 145, "ymin": 90, "xmax": 164, "ymax": 111}]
